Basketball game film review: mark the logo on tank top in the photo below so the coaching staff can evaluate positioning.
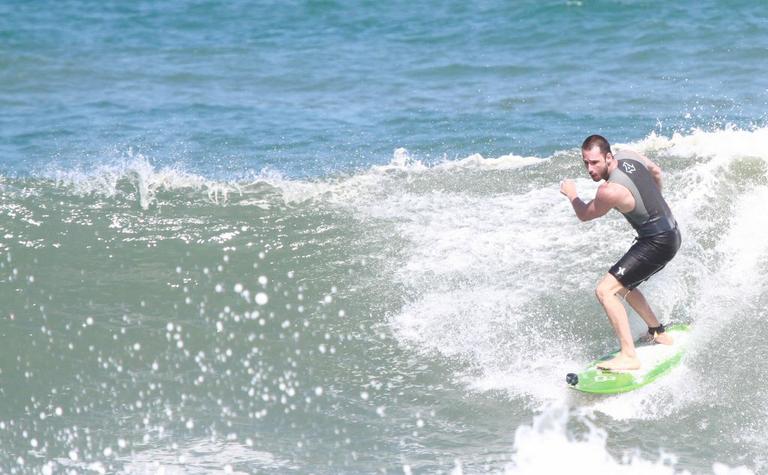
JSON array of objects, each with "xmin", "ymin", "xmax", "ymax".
[{"xmin": 622, "ymin": 162, "xmax": 636, "ymax": 174}]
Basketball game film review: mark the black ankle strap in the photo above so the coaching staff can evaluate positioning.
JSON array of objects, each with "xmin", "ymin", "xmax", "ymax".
[{"xmin": 648, "ymin": 324, "xmax": 665, "ymax": 336}]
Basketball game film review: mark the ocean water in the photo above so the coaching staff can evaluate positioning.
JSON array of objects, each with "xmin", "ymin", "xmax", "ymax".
[{"xmin": 2, "ymin": 0, "xmax": 768, "ymax": 473}]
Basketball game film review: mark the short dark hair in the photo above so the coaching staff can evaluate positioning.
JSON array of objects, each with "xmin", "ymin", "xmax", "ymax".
[{"xmin": 581, "ymin": 135, "xmax": 611, "ymax": 155}]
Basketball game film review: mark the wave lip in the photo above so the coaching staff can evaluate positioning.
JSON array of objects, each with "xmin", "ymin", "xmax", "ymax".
[
  {"xmin": 628, "ymin": 125, "xmax": 768, "ymax": 162},
  {"xmin": 498, "ymin": 405, "xmax": 756, "ymax": 475},
  {"xmin": 43, "ymin": 151, "xmax": 241, "ymax": 209},
  {"xmin": 20, "ymin": 124, "xmax": 768, "ymax": 210}
]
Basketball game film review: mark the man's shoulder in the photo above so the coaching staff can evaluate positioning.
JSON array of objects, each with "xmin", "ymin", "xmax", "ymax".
[
  {"xmin": 597, "ymin": 181, "xmax": 631, "ymax": 201},
  {"xmin": 613, "ymin": 149, "xmax": 643, "ymax": 161}
]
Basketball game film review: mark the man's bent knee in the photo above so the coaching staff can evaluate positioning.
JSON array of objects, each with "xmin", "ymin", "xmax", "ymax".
[
  {"xmin": 595, "ymin": 285, "xmax": 612, "ymax": 304},
  {"xmin": 595, "ymin": 275, "xmax": 627, "ymax": 304}
]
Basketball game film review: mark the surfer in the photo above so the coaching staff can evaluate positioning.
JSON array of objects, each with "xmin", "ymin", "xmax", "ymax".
[{"xmin": 560, "ymin": 135, "xmax": 681, "ymax": 370}]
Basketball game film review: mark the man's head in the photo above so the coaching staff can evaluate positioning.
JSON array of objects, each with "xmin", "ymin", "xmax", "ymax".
[{"xmin": 581, "ymin": 134, "xmax": 614, "ymax": 181}]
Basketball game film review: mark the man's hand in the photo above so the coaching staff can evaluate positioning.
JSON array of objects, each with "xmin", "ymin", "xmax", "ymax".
[{"xmin": 560, "ymin": 179, "xmax": 577, "ymax": 201}]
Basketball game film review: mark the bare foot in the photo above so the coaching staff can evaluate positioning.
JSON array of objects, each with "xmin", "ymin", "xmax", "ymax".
[
  {"xmin": 653, "ymin": 332, "xmax": 674, "ymax": 345},
  {"xmin": 597, "ymin": 354, "xmax": 641, "ymax": 371}
]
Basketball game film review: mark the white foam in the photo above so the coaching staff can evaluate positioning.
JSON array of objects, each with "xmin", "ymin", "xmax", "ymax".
[
  {"xmin": 374, "ymin": 147, "xmax": 543, "ymax": 173},
  {"xmin": 383, "ymin": 185, "xmax": 597, "ymax": 402},
  {"xmin": 34, "ymin": 146, "xmax": 545, "ymax": 213},
  {"xmin": 431, "ymin": 151, "xmax": 543, "ymax": 171},
  {"xmin": 628, "ymin": 126, "xmax": 768, "ymax": 162},
  {"xmin": 431, "ymin": 404, "xmax": 758, "ymax": 475},
  {"xmin": 505, "ymin": 405, "xmax": 682, "ymax": 474},
  {"xmin": 480, "ymin": 404, "xmax": 755, "ymax": 475},
  {"xmin": 382, "ymin": 177, "xmax": 631, "ymax": 404},
  {"xmin": 250, "ymin": 148, "xmax": 545, "ymax": 206},
  {"xmin": 690, "ymin": 185, "xmax": 768, "ymax": 331},
  {"xmin": 49, "ymin": 151, "xmax": 212, "ymax": 210}
]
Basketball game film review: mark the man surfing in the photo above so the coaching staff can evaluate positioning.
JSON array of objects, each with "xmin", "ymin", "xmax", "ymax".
[{"xmin": 560, "ymin": 135, "xmax": 681, "ymax": 370}]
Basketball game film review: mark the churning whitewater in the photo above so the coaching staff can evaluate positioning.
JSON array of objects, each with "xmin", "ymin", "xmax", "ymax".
[{"xmin": 2, "ymin": 128, "xmax": 767, "ymax": 473}]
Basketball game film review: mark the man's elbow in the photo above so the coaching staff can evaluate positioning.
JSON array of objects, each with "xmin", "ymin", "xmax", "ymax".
[{"xmin": 652, "ymin": 171, "xmax": 663, "ymax": 189}]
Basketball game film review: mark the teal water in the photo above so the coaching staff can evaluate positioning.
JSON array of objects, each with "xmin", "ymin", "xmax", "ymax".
[
  {"xmin": 2, "ymin": 1, "xmax": 767, "ymax": 177},
  {"xmin": 2, "ymin": 1, "xmax": 768, "ymax": 474}
]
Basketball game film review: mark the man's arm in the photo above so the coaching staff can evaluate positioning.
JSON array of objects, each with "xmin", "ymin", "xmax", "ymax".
[
  {"xmin": 625, "ymin": 149, "xmax": 663, "ymax": 191},
  {"xmin": 560, "ymin": 180, "xmax": 617, "ymax": 222},
  {"xmin": 637, "ymin": 154, "xmax": 663, "ymax": 191}
]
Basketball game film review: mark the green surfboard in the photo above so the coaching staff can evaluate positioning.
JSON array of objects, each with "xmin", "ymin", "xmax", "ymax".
[{"xmin": 566, "ymin": 323, "xmax": 691, "ymax": 394}]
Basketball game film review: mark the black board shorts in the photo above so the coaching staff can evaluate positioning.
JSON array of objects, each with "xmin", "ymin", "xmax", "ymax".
[{"xmin": 609, "ymin": 227, "xmax": 681, "ymax": 290}]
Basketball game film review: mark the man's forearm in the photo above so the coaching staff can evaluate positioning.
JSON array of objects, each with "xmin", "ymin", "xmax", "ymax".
[{"xmin": 570, "ymin": 196, "xmax": 589, "ymax": 221}]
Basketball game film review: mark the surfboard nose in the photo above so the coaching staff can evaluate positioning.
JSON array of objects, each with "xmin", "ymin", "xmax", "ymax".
[{"xmin": 566, "ymin": 373, "xmax": 579, "ymax": 386}]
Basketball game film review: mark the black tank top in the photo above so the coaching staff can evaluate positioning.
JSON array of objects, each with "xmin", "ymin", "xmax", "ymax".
[{"xmin": 608, "ymin": 151, "xmax": 676, "ymax": 238}]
